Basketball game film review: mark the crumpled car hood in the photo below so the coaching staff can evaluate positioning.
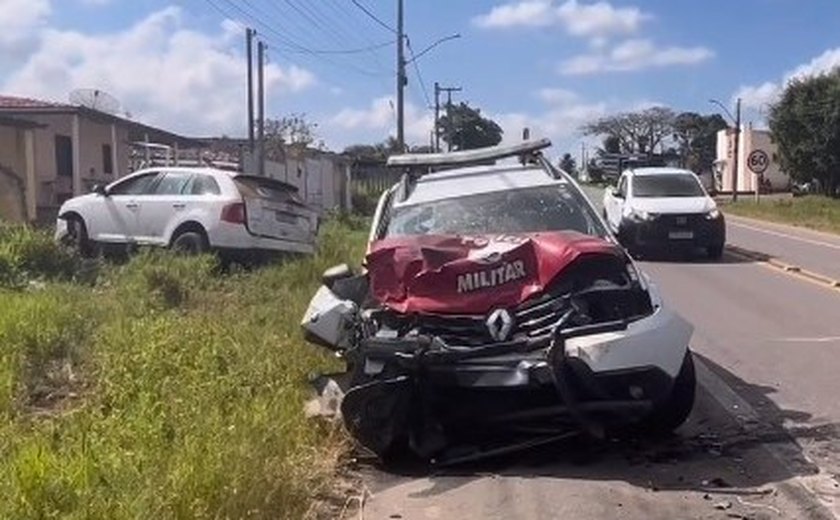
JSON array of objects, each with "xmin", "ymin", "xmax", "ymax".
[{"xmin": 366, "ymin": 232, "xmax": 623, "ymax": 315}]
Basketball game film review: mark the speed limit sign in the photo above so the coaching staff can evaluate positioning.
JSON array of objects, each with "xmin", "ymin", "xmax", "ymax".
[{"xmin": 747, "ymin": 150, "xmax": 769, "ymax": 174}]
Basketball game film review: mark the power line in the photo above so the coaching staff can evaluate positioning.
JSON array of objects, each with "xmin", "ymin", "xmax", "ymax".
[
  {"xmin": 405, "ymin": 37, "xmax": 432, "ymax": 109},
  {"xmin": 202, "ymin": 0, "xmax": 391, "ymax": 78},
  {"xmin": 350, "ymin": 0, "xmax": 397, "ymax": 34}
]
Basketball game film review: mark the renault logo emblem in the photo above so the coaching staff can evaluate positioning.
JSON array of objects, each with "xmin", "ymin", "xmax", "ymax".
[{"xmin": 486, "ymin": 308, "xmax": 514, "ymax": 342}]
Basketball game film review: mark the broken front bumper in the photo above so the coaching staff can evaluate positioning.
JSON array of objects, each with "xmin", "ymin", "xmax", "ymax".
[{"xmin": 341, "ymin": 306, "xmax": 693, "ymax": 462}]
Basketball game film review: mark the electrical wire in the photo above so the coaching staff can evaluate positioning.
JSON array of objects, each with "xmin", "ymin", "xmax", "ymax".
[
  {"xmin": 350, "ymin": 0, "xmax": 397, "ymax": 34},
  {"xmin": 405, "ymin": 37, "xmax": 432, "ymax": 109},
  {"xmin": 203, "ymin": 0, "xmax": 391, "ymax": 77}
]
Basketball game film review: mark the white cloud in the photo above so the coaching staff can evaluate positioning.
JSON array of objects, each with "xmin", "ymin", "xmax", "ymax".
[
  {"xmin": 474, "ymin": 0, "xmax": 649, "ymax": 39},
  {"xmin": 80, "ymin": 0, "xmax": 111, "ymax": 5},
  {"xmin": 473, "ymin": 1, "xmax": 555, "ymax": 29},
  {"xmin": 3, "ymin": 6, "xmax": 316, "ymax": 136},
  {"xmin": 556, "ymin": 0, "xmax": 649, "ymax": 39},
  {"xmin": 326, "ymin": 96, "xmax": 433, "ymax": 149},
  {"xmin": 735, "ymin": 48, "xmax": 840, "ymax": 109},
  {"xmin": 560, "ymin": 38, "xmax": 713, "ymax": 75},
  {"xmin": 0, "ymin": 0, "xmax": 50, "ymax": 56}
]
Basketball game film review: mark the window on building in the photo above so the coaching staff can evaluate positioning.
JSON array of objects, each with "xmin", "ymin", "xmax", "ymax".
[
  {"xmin": 102, "ymin": 144, "xmax": 114, "ymax": 175},
  {"xmin": 55, "ymin": 135, "xmax": 73, "ymax": 177}
]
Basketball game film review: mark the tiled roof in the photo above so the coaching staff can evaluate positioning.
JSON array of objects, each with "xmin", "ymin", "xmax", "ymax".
[{"xmin": 0, "ymin": 95, "xmax": 73, "ymax": 110}]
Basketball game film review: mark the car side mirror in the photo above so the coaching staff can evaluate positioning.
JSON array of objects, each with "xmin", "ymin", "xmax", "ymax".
[
  {"xmin": 92, "ymin": 184, "xmax": 108, "ymax": 196},
  {"xmin": 322, "ymin": 264, "xmax": 354, "ymax": 289},
  {"xmin": 610, "ymin": 186, "xmax": 623, "ymax": 199}
]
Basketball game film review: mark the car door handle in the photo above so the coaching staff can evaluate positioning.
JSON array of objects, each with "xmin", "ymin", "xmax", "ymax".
[
  {"xmin": 125, "ymin": 203, "xmax": 139, "ymax": 209},
  {"xmin": 172, "ymin": 203, "xmax": 186, "ymax": 209}
]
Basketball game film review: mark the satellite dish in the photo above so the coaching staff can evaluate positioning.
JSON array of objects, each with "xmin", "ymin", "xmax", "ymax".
[{"xmin": 69, "ymin": 88, "xmax": 121, "ymax": 114}]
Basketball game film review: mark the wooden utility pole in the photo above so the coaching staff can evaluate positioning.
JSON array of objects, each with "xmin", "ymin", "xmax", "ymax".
[
  {"xmin": 246, "ymin": 28, "xmax": 255, "ymax": 152},
  {"xmin": 438, "ymin": 86, "xmax": 462, "ymax": 151},
  {"xmin": 257, "ymin": 40, "xmax": 266, "ymax": 177},
  {"xmin": 396, "ymin": 0, "xmax": 406, "ymax": 153},
  {"xmin": 434, "ymin": 82, "xmax": 441, "ymax": 152}
]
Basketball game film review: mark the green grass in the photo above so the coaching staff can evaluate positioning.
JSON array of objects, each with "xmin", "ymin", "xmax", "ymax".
[
  {"xmin": 0, "ymin": 218, "xmax": 369, "ymax": 519},
  {"xmin": 724, "ymin": 195, "xmax": 840, "ymax": 235}
]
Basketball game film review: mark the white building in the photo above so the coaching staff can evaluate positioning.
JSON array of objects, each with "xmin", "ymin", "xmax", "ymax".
[{"xmin": 714, "ymin": 127, "xmax": 790, "ymax": 193}]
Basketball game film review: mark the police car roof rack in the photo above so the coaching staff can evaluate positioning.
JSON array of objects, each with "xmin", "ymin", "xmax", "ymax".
[{"xmin": 389, "ymin": 138, "xmax": 555, "ymax": 202}]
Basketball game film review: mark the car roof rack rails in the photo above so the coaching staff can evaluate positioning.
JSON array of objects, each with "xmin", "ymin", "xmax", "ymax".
[{"xmin": 389, "ymin": 138, "xmax": 555, "ymax": 202}]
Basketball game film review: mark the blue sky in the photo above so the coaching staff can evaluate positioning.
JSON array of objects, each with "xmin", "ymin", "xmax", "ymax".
[{"xmin": 4, "ymin": 0, "xmax": 840, "ymax": 157}]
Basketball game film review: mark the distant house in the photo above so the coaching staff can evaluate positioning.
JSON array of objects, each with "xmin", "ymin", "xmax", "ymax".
[
  {"xmin": 0, "ymin": 94, "xmax": 198, "ymax": 223},
  {"xmin": 715, "ymin": 127, "xmax": 790, "ymax": 193}
]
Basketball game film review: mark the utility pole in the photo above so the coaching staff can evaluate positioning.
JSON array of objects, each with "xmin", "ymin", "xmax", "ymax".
[
  {"xmin": 732, "ymin": 97, "xmax": 741, "ymax": 202},
  {"xmin": 246, "ymin": 28, "xmax": 255, "ymax": 152},
  {"xmin": 396, "ymin": 0, "xmax": 406, "ymax": 153},
  {"xmin": 441, "ymin": 86, "xmax": 462, "ymax": 151},
  {"xmin": 257, "ymin": 40, "xmax": 266, "ymax": 177},
  {"xmin": 434, "ymin": 82, "xmax": 441, "ymax": 152}
]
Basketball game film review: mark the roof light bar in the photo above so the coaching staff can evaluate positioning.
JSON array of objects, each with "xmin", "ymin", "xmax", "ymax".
[{"xmin": 386, "ymin": 138, "xmax": 552, "ymax": 168}]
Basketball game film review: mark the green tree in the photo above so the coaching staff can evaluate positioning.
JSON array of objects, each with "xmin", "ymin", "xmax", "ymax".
[
  {"xmin": 264, "ymin": 113, "xmax": 319, "ymax": 160},
  {"xmin": 343, "ymin": 136, "xmax": 404, "ymax": 161},
  {"xmin": 601, "ymin": 135, "xmax": 621, "ymax": 154},
  {"xmin": 672, "ymin": 112, "xmax": 727, "ymax": 173},
  {"xmin": 559, "ymin": 153, "xmax": 577, "ymax": 175},
  {"xmin": 770, "ymin": 70, "xmax": 840, "ymax": 196},
  {"xmin": 437, "ymin": 102, "xmax": 503, "ymax": 151},
  {"xmin": 582, "ymin": 107, "xmax": 676, "ymax": 154}
]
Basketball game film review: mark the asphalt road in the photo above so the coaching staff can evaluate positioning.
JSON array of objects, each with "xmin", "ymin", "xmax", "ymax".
[
  {"xmin": 726, "ymin": 215, "xmax": 840, "ymax": 281},
  {"xmin": 359, "ymin": 186, "xmax": 840, "ymax": 519}
]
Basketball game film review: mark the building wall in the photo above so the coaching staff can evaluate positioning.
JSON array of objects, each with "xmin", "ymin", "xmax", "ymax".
[
  {"xmin": 716, "ymin": 128, "xmax": 790, "ymax": 192},
  {"xmin": 0, "ymin": 125, "xmax": 28, "ymax": 222},
  {"xmin": 19, "ymin": 113, "xmax": 131, "ymax": 212}
]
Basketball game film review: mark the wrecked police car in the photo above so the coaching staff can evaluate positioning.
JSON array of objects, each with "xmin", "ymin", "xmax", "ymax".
[{"xmin": 301, "ymin": 139, "xmax": 696, "ymax": 465}]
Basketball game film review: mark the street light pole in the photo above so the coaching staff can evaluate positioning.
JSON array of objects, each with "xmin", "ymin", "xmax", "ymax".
[
  {"xmin": 434, "ymin": 82, "xmax": 440, "ymax": 152},
  {"xmin": 732, "ymin": 98, "xmax": 741, "ymax": 202}
]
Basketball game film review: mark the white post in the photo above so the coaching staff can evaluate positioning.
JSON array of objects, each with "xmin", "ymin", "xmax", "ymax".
[
  {"xmin": 24, "ymin": 128, "xmax": 37, "ymax": 221},
  {"xmin": 72, "ymin": 113, "xmax": 82, "ymax": 195},
  {"xmin": 110, "ymin": 123, "xmax": 120, "ymax": 178},
  {"xmin": 344, "ymin": 162, "xmax": 352, "ymax": 212},
  {"xmin": 173, "ymin": 142, "xmax": 180, "ymax": 166}
]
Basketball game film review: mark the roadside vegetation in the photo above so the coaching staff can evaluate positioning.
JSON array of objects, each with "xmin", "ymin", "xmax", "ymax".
[
  {"xmin": 725, "ymin": 196, "xmax": 840, "ymax": 235},
  {"xmin": 0, "ymin": 217, "xmax": 368, "ymax": 519}
]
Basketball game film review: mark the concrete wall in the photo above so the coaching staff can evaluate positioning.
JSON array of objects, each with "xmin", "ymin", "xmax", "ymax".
[{"xmin": 242, "ymin": 150, "xmax": 350, "ymax": 213}]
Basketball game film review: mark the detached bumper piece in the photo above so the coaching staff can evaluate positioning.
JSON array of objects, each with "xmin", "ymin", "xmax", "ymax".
[{"xmin": 339, "ymin": 318, "xmax": 675, "ymax": 466}]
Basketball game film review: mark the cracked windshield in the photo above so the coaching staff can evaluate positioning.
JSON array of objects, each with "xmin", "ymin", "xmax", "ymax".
[{"xmin": 1, "ymin": 0, "xmax": 839, "ymax": 518}]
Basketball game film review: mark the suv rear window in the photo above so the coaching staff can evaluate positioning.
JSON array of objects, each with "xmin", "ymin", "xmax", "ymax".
[
  {"xmin": 386, "ymin": 185, "xmax": 606, "ymax": 238},
  {"xmin": 234, "ymin": 176, "xmax": 303, "ymax": 204}
]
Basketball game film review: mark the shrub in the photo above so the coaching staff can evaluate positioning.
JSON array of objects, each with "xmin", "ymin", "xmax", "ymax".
[{"xmin": 0, "ymin": 224, "xmax": 82, "ymax": 289}]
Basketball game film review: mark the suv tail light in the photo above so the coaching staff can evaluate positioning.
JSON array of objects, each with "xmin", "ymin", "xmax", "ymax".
[{"xmin": 220, "ymin": 202, "xmax": 246, "ymax": 224}]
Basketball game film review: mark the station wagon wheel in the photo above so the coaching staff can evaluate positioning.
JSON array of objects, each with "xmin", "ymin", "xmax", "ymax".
[
  {"xmin": 65, "ymin": 215, "xmax": 94, "ymax": 257},
  {"xmin": 171, "ymin": 231, "xmax": 209, "ymax": 255}
]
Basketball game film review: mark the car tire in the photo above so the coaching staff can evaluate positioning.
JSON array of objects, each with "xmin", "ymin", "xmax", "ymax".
[
  {"xmin": 171, "ymin": 230, "xmax": 209, "ymax": 255},
  {"xmin": 707, "ymin": 244, "xmax": 724, "ymax": 260},
  {"xmin": 65, "ymin": 215, "xmax": 95, "ymax": 257},
  {"xmin": 641, "ymin": 352, "xmax": 696, "ymax": 435}
]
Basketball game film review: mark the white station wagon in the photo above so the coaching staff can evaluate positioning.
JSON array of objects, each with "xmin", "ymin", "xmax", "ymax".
[{"xmin": 55, "ymin": 167, "xmax": 318, "ymax": 259}]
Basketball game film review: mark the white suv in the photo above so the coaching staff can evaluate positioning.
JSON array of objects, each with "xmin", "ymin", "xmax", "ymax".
[{"xmin": 55, "ymin": 167, "xmax": 318, "ymax": 258}]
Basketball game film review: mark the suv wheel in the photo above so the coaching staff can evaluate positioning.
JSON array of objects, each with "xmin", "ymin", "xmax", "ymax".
[
  {"xmin": 641, "ymin": 352, "xmax": 696, "ymax": 434},
  {"xmin": 171, "ymin": 231, "xmax": 209, "ymax": 255}
]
